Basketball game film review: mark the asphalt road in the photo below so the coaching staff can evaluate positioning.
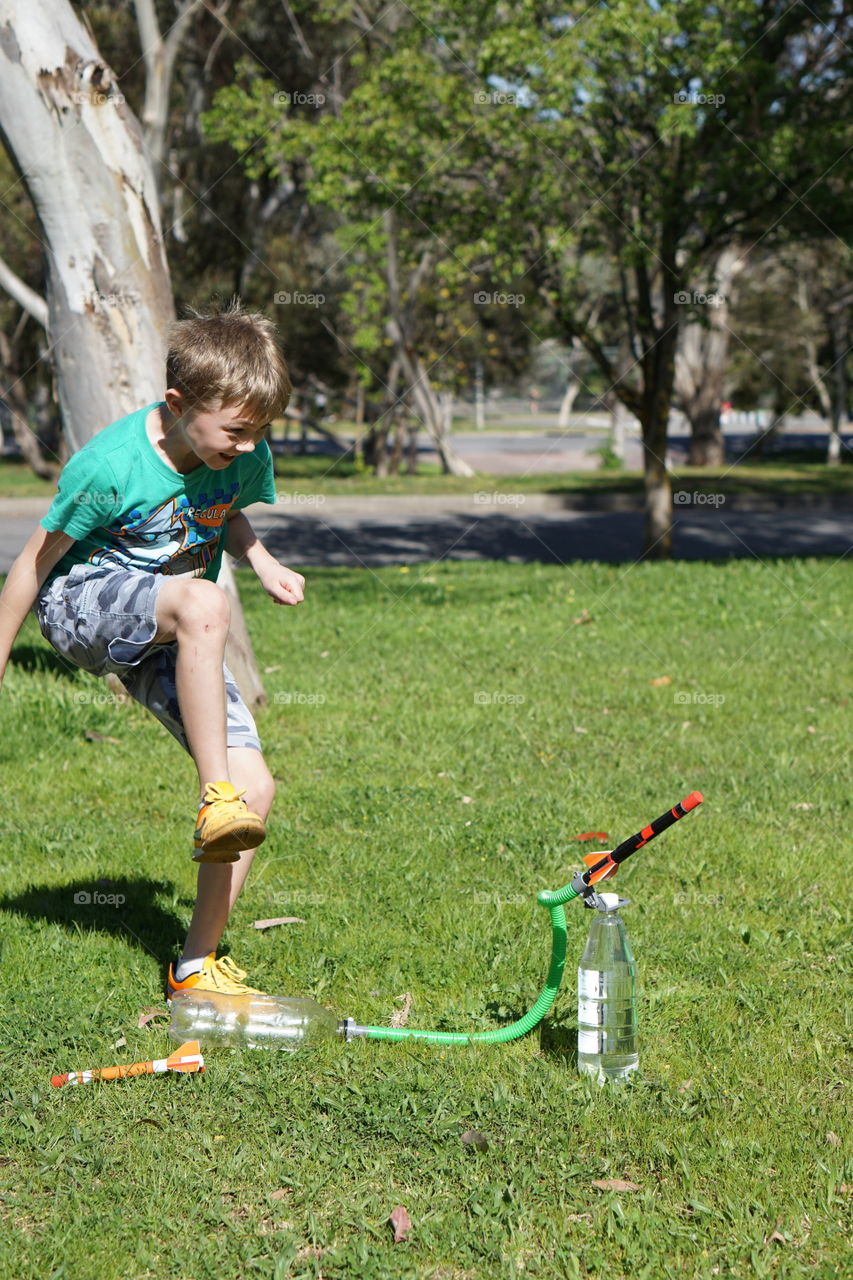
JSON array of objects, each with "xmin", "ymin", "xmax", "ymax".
[{"xmin": 2, "ymin": 493, "xmax": 850, "ymax": 571}]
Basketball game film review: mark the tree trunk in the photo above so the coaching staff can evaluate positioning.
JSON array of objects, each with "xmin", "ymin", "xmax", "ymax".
[
  {"xmin": 557, "ymin": 377, "xmax": 581, "ymax": 430},
  {"xmin": 0, "ymin": 0, "xmax": 266, "ymax": 706},
  {"xmin": 642, "ymin": 433, "xmax": 673, "ymax": 559},
  {"xmin": 383, "ymin": 209, "xmax": 475, "ymax": 477},
  {"xmin": 687, "ymin": 406, "xmax": 725, "ymax": 467},
  {"xmin": 675, "ymin": 245, "xmax": 745, "ymax": 468},
  {"xmin": 827, "ymin": 305, "xmax": 849, "ymax": 466}
]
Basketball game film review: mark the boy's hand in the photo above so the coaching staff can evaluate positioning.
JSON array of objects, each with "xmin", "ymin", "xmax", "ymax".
[{"xmin": 259, "ymin": 562, "xmax": 305, "ymax": 606}]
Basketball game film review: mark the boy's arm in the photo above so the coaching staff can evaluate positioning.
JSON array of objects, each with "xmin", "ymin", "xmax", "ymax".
[
  {"xmin": 0, "ymin": 526, "xmax": 75, "ymax": 687},
  {"xmin": 224, "ymin": 510, "xmax": 304, "ymax": 605}
]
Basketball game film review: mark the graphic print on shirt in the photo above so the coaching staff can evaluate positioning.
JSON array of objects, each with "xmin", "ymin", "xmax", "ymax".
[{"xmin": 90, "ymin": 485, "xmax": 239, "ymax": 577}]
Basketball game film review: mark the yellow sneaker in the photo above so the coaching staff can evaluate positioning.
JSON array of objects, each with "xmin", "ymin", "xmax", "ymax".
[
  {"xmin": 167, "ymin": 953, "xmax": 265, "ymax": 1000},
  {"xmin": 192, "ymin": 780, "xmax": 266, "ymax": 863}
]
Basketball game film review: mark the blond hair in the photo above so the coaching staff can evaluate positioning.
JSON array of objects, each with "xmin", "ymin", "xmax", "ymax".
[{"xmin": 166, "ymin": 300, "xmax": 291, "ymax": 421}]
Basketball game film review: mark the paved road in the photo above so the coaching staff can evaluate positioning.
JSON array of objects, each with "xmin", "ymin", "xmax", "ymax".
[{"xmin": 2, "ymin": 494, "xmax": 850, "ymax": 570}]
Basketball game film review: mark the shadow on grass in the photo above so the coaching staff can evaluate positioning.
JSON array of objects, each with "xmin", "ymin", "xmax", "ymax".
[
  {"xmin": 538, "ymin": 1020, "xmax": 578, "ymax": 1067},
  {"xmin": 10, "ymin": 642, "xmax": 83, "ymax": 682},
  {"xmin": 0, "ymin": 875, "xmax": 185, "ymax": 971}
]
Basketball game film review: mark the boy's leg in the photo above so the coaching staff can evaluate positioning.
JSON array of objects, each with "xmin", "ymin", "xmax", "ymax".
[
  {"xmin": 153, "ymin": 577, "xmax": 231, "ymax": 793},
  {"xmin": 179, "ymin": 746, "xmax": 276, "ymax": 961}
]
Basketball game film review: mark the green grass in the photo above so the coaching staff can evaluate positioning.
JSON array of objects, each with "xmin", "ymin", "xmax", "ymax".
[
  {"xmin": 2, "ymin": 448, "xmax": 853, "ymax": 502},
  {"xmin": 0, "ymin": 558, "xmax": 851, "ymax": 1278},
  {"xmin": 271, "ymin": 452, "xmax": 853, "ymax": 499}
]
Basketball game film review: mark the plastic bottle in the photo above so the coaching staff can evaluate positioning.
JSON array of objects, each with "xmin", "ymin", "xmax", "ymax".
[
  {"xmin": 169, "ymin": 991, "xmax": 344, "ymax": 1052},
  {"xmin": 577, "ymin": 891, "xmax": 638, "ymax": 1083}
]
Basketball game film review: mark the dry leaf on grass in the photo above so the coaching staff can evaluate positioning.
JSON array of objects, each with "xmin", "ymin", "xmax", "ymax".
[
  {"xmin": 137, "ymin": 1007, "xmax": 169, "ymax": 1029},
  {"xmin": 573, "ymin": 609, "xmax": 593, "ymax": 625},
  {"xmin": 592, "ymin": 1178, "xmax": 641, "ymax": 1192},
  {"xmin": 252, "ymin": 917, "xmax": 306, "ymax": 930},
  {"xmin": 270, "ymin": 1190, "xmax": 289, "ymax": 1202},
  {"xmin": 389, "ymin": 993, "xmax": 413, "ymax": 1028},
  {"xmin": 573, "ymin": 831, "xmax": 610, "ymax": 842},
  {"xmin": 461, "ymin": 1130, "xmax": 489, "ymax": 1152},
  {"xmin": 649, "ymin": 676, "xmax": 672, "ymax": 687},
  {"xmin": 389, "ymin": 1205, "xmax": 412, "ymax": 1243},
  {"xmin": 112, "ymin": 1036, "xmax": 127, "ymax": 1050},
  {"xmin": 84, "ymin": 730, "xmax": 122, "ymax": 744},
  {"xmin": 764, "ymin": 1228, "xmax": 787, "ymax": 1246}
]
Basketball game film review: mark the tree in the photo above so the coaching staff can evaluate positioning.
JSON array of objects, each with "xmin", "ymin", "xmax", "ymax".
[
  {"xmin": 0, "ymin": 0, "xmax": 266, "ymax": 704},
  {"xmin": 230, "ymin": 0, "xmax": 852, "ymax": 553}
]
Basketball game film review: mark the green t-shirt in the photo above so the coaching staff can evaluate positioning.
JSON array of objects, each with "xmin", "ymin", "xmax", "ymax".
[{"xmin": 41, "ymin": 403, "xmax": 277, "ymax": 583}]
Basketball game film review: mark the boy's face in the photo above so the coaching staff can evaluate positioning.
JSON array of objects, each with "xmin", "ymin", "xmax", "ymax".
[{"xmin": 166, "ymin": 392, "xmax": 269, "ymax": 469}]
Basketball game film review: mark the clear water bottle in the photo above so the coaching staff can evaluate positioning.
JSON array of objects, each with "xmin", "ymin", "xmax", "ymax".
[
  {"xmin": 577, "ymin": 891, "xmax": 638, "ymax": 1083},
  {"xmin": 169, "ymin": 991, "xmax": 344, "ymax": 1052}
]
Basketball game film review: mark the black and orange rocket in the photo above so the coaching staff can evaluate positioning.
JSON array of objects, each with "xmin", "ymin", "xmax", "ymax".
[{"xmin": 581, "ymin": 791, "xmax": 704, "ymax": 886}]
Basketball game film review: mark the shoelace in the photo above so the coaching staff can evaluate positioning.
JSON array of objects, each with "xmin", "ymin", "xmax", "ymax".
[
  {"xmin": 202, "ymin": 782, "xmax": 248, "ymax": 806},
  {"xmin": 206, "ymin": 955, "xmax": 258, "ymax": 994}
]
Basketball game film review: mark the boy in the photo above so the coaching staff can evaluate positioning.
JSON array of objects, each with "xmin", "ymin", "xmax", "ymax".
[{"xmin": 0, "ymin": 303, "xmax": 304, "ymax": 999}]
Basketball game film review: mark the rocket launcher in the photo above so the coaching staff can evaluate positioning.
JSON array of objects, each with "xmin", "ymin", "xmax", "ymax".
[{"xmin": 51, "ymin": 1041, "xmax": 204, "ymax": 1087}]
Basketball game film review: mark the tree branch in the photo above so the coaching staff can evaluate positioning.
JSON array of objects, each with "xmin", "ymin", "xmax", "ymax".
[{"xmin": 0, "ymin": 257, "xmax": 48, "ymax": 328}]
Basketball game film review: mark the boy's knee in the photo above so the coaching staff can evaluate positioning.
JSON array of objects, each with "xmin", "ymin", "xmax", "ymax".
[
  {"xmin": 232, "ymin": 750, "xmax": 275, "ymax": 816},
  {"xmin": 174, "ymin": 578, "xmax": 231, "ymax": 633}
]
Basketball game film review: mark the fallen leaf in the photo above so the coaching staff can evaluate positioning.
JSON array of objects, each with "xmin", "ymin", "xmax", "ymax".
[
  {"xmin": 112, "ymin": 1036, "xmax": 127, "ymax": 1050},
  {"xmin": 574, "ymin": 831, "xmax": 610, "ymax": 842},
  {"xmin": 649, "ymin": 676, "xmax": 672, "ymax": 687},
  {"xmin": 389, "ymin": 1205, "xmax": 412, "ymax": 1243},
  {"xmin": 566, "ymin": 1213, "xmax": 593, "ymax": 1223},
  {"xmin": 461, "ymin": 795, "xmax": 473, "ymax": 804},
  {"xmin": 677, "ymin": 1080, "xmax": 694, "ymax": 1093},
  {"xmin": 592, "ymin": 1178, "xmax": 641, "ymax": 1192},
  {"xmin": 573, "ymin": 609, "xmax": 593, "ymax": 625},
  {"xmin": 390, "ymin": 993, "xmax": 413, "ymax": 1029},
  {"xmin": 252, "ymin": 917, "xmax": 306, "ymax": 929},
  {"xmin": 264, "ymin": 665, "xmax": 281, "ymax": 673},
  {"xmin": 826, "ymin": 1132, "xmax": 841, "ymax": 1148},
  {"xmin": 461, "ymin": 1130, "xmax": 489, "ymax": 1151},
  {"xmin": 319, "ymin": 650, "xmax": 329, "ymax": 658},
  {"xmin": 792, "ymin": 803, "xmax": 815, "ymax": 810},
  {"xmin": 270, "ymin": 1189, "xmax": 289, "ymax": 1202},
  {"xmin": 807, "ymin": 726, "xmax": 816, "ymax": 734},
  {"xmin": 137, "ymin": 1007, "xmax": 169, "ymax": 1029},
  {"xmin": 764, "ymin": 1229, "xmax": 786, "ymax": 1246},
  {"xmin": 84, "ymin": 730, "xmax": 122, "ymax": 744},
  {"xmin": 574, "ymin": 726, "xmax": 588, "ymax": 734}
]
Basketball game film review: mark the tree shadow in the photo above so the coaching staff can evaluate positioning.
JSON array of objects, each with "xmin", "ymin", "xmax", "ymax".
[{"xmin": 0, "ymin": 875, "xmax": 186, "ymax": 971}]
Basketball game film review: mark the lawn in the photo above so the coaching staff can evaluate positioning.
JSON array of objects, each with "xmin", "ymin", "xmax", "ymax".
[
  {"xmin": 0, "ymin": 557, "xmax": 850, "ymax": 1278},
  {"xmin": 1, "ymin": 447, "xmax": 852, "ymax": 502}
]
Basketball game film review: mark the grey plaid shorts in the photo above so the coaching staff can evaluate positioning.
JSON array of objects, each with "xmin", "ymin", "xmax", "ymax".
[{"xmin": 35, "ymin": 563, "xmax": 261, "ymax": 753}]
